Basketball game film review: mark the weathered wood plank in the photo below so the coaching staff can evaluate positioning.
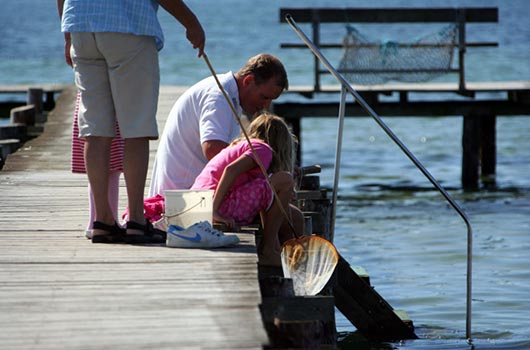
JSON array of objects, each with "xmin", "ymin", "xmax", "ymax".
[{"xmin": 333, "ymin": 255, "xmax": 418, "ymax": 341}]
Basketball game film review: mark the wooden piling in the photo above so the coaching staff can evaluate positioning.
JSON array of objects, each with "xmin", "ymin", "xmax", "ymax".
[
  {"xmin": 462, "ymin": 113, "xmax": 497, "ymax": 190},
  {"xmin": 27, "ymin": 88, "xmax": 44, "ymax": 123},
  {"xmin": 259, "ymin": 274, "xmax": 338, "ymax": 349},
  {"xmin": 10, "ymin": 104, "xmax": 36, "ymax": 126},
  {"xmin": 462, "ymin": 114, "xmax": 481, "ymax": 190},
  {"xmin": 480, "ymin": 114, "xmax": 496, "ymax": 188},
  {"xmin": 0, "ymin": 124, "xmax": 27, "ymax": 140},
  {"xmin": 0, "ymin": 139, "xmax": 21, "ymax": 170}
]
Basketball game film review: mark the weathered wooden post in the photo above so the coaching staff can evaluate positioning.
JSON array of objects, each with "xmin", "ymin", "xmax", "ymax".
[
  {"xmin": 480, "ymin": 114, "xmax": 496, "ymax": 188},
  {"xmin": 27, "ymin": 88, "xmax": 44, "ymax": 123},
  {"xmin": 462, "ymin": 113, "xmax": 497, "ymax": 190},
  {"xmin": 296, "ymin": 173, "xmax": 332, "ymax": 241},
  {"xmin": 462, "ymin": 114, "xmax": 481, "ymax": 190},
  {"xmin": 259, "ymin": 280, "xmax": 337, "ymax": 349},
  {"xmin": 10, "ymin": 105, "xmax": 36, "ymax": 126}
]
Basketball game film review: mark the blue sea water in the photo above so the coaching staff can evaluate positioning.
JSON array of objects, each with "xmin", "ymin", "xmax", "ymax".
[{"xmin": 1, "ymin": 1, "xmax": 529, "ymax": 349}]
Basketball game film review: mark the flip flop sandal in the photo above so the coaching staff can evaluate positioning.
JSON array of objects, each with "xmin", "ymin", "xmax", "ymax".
[
  {"xmin": 125, "ymin": 220, "xmax": 166, "ymax": 244},
  {"xmin": 91, "ymin": 221, "xmax": 126, "ymax": 244}
]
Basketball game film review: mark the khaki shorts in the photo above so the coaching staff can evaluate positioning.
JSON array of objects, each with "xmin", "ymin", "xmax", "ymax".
[{"xmin": 71, "ymin": 32, "xmax": 159, "ymax": 139}]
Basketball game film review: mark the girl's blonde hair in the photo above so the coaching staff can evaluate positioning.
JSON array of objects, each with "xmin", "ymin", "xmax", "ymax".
[{"xmin": 232, "ymin": 112, "xmax": 296, "ymax": 173}]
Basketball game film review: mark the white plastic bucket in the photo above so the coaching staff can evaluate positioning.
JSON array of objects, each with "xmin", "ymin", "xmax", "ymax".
[{"xmin": 163, "ymin": 190, "xmax": 214, "ymax": 228}]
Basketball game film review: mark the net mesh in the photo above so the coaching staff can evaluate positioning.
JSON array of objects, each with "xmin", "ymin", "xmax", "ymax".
[
  {"xmin": 338, "ymin": 24, "xmax": 458, "ymax": 84},
  {"xmin": 281, "ymin": 235, "xmax": 338, "ymax": 296}
]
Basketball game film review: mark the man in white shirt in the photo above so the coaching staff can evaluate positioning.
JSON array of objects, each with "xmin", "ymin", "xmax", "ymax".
[{"xmin": 149, "ymin": 53, "xmax": 289, "ymax": 195}]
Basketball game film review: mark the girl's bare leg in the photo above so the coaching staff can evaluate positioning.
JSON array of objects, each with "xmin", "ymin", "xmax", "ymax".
[
  {"xmin": 108, "ymin": 170, "xmax": 122, "ymax": 224},
  {"xmin": 279, "ymin": 204, "xmax": 304, "ymax": 244},
  {"xmin": 259, "ymin": 171, "xmax": 294, "ymax": 266}
]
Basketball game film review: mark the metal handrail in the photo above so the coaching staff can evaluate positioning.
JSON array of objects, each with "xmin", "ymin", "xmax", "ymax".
[
  {"xmin": 285, "ymin": 14, "xmax": 474, "ymax": 342},
  {"xmin": 330, "ymin": 85, "xmax": 347, "ymax": 243}
]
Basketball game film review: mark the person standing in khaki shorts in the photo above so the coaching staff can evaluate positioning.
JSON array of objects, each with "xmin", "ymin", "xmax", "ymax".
[{"xmin": 57, "ymin": 0, "xmax": 205, "ymax": 244}]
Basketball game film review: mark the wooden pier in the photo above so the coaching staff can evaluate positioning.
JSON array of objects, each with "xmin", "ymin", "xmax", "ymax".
[
  {"xmin": 0, "ymin": 86, "xmax": 269, "ymax": 349},
  {"xmin": 274, "ymin": 80, "xmax": 530, "ymax": 190},
  {"xmin": 275, "ymin": 7, "xmax": 530, "ymax": 190}
]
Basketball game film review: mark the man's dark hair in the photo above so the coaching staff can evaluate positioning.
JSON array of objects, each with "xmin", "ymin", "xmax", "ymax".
[{"xmin": 237, "ymin": 53, "xmax": 289, "ymax": 91}]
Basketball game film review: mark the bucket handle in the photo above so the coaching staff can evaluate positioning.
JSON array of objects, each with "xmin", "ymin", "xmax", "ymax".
[{"xmin": 164, "ymin": 196, "xmax": 207, "ymax": 219}]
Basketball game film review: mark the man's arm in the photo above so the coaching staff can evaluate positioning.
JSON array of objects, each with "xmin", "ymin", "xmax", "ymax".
[
  {"xmin": 157, "ymin": 0, "xmax": 205, "ymax": 57},
  {"xmin": 202, "ymin": 140, "xmax": 228, "ymax": 161},
  {"xmin": 56, "ymin": 0, "xmax": 65, "ymax": 17}
]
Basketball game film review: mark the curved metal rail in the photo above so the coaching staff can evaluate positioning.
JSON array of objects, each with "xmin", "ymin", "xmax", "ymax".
[{"xmin": 285, "ymin": 14, "xmax": 473, "ymax": 342}]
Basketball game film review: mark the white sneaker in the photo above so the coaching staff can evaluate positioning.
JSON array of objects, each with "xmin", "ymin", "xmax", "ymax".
[{"xmin": 166, "ymin": 221, "xmax": 240, "ymax": 248}]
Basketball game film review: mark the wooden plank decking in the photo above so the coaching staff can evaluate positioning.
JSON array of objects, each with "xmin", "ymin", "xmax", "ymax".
[{"xmin": 0, "ymin": 85, "xmax": 269, "ymax": 350}]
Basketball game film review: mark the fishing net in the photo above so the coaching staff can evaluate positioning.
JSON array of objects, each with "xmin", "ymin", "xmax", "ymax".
[
  {"xmin": 338, "ymin": 24, "xmax": 457, "ymax": 84},
  {"xmin": 281, "ymin": 235, "xmax": 339, "ymax": 296}
]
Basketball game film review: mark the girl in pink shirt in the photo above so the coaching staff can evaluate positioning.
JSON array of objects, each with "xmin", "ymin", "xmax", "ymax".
[{"xmin": 191, "ymin": 112, "xmax": 300, "ymax": 266}]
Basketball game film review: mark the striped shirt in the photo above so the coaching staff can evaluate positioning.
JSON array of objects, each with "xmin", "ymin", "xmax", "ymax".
[{"xmin": 61, "ymin": 0, "xmax": 164, "ymax": 50}]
